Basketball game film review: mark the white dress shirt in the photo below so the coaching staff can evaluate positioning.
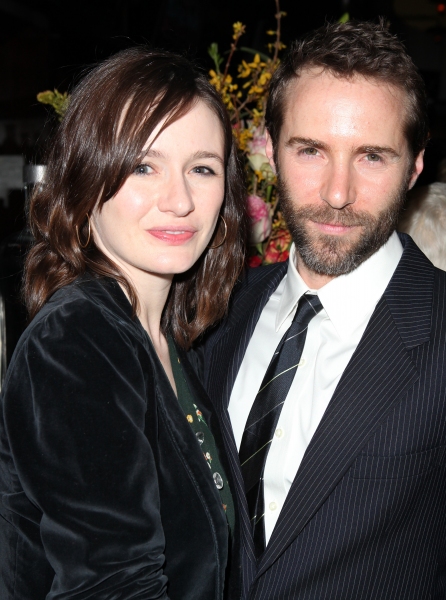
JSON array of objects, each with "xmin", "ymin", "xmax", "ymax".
[{"xmin": 229, "ymin": 231, "xmax": 403, "ymax": 543}]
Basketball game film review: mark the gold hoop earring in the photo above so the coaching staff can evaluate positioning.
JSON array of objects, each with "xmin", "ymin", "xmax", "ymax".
[
  {"xmin": 208, "ymin": 215, "xmax": 227, "ymax": 249},
  {"xmin": 76, "ymin": 214, "xmax": 91, "ymax": 249}
]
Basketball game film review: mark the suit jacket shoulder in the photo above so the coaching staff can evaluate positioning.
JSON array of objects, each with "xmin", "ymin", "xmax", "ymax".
[{"xmin": 193, "ymin": 262, "xmax": 287, "ymax": 382}]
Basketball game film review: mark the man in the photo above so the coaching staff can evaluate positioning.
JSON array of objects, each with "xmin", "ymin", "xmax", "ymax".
[{"xmin": 197, "ymin": 20, "xmax": 446, "ymax": 600}]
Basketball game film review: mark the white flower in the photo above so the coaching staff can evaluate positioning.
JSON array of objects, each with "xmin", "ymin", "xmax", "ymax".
[{"xmin": 247, "ymin": 125, "xmax": 274, "ymax": 176}]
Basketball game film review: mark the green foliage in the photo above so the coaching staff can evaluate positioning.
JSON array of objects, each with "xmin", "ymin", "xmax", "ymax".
[
  {"xmin": 36, "ymin": 89, "xmax": 69, "ymax": 120},
  {"xmin": 208, "ymin": 43, "xmax": 224, "ymax": 74}
]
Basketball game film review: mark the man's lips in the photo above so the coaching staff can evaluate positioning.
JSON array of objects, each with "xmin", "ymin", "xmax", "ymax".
[
  {"xmin": 311, "ymin": 220, "xmax": 360, "ymax": 235},
  {"xmin": 147, "ymin": 227, "xmax": 197, "ymax": 243}
]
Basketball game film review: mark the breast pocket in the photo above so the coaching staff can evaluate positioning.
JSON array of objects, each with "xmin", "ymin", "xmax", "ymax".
[{"xmin": 350, "ymin": 445, "xmax": 445, "ymax": 479}]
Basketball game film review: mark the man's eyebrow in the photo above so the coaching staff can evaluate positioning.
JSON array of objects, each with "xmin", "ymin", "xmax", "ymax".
[
  {"xmin": 285, "ymin": 138, "xmax": 401, "ymax": 158},
  {"xmin": 357, "ymin": 145, "xmax": 400, "ymax": 158},
  {"xmin": 285, "ymin": 136, "xmax": 330, "ymax": 151}
]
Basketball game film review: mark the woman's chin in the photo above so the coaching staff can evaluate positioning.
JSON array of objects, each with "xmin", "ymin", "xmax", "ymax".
[{"xmin": 147, "ymin": 251, "xmax": 205, "ymax": 277}]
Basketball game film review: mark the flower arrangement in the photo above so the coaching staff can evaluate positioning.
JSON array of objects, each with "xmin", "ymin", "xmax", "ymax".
[{"xmin": 208, "ymin": 1, "xmax": 291, "ymax": 266}]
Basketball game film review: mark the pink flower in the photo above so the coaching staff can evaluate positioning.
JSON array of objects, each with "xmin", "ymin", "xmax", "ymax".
[
  {"xmin": 248, "ymin": 127, "xmax": 267, "ymax": 154},
  {"xmin": 247, "ymin": 194, "xmax": 272, "ymax": 244}
]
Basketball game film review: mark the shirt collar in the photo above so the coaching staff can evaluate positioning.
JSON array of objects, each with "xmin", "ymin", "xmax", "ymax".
[{"xmin": 276, "ymin": 231, "xmax": 403, "ymax": 339}]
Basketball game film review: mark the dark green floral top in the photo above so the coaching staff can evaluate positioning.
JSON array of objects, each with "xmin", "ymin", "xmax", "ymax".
[{"xmin": 168, "ymin": 338, "xmax": 235, "ymax": 535}]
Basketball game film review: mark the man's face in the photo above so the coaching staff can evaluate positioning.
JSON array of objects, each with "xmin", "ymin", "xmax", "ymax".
[{"xmin": 266, "ymin": 69, "xmax": 424, "ymax": 286}]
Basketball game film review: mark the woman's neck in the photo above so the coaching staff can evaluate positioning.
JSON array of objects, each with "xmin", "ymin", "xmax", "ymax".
[
  {"xmin": 120, "ymin": 271, "xmax": 178, "ymax": 396},
  {"xmin": 136, "ymin": 276, "xmax": 171, "ymax": 342},
  {"xmin": 91, "ymin": 230, "xmax": 178, "ymax": 391}
]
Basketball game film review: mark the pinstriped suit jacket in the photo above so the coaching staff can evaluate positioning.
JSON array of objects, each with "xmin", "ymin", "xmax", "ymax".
[{"xmin": 196, "ymin": 234, "xmax": 446, "ymax": 600}]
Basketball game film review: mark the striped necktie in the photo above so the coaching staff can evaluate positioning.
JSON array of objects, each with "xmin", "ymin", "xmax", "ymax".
[{"xmin": 238, "ymin": 293, "xmax": 323, "ymax": 557}]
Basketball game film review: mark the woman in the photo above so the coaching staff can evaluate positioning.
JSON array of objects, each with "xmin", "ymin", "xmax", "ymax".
[{"xmin": 0, "ymin": 48, "xmax": 246, "ymax": 599}]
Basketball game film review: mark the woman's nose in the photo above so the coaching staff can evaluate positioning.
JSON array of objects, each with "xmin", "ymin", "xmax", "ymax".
[{"xmin": 157, "ymin": 172, "xmax": 195, "ymax": 216}]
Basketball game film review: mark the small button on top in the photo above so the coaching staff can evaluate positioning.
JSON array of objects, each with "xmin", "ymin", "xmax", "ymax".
[
  {"xmin": 269, "ymin": 502, "xmax": 277, "ymax": 511},
  {"xmin": 298, "ymin": 358, "xmax": 306, "ymax": 367},
  {"xmin": 275, "ymin": 428, "xmax": 283, "ymax": 438}
]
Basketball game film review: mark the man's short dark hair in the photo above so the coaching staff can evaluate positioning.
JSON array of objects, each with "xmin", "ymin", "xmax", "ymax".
[{"xmin": 265, "ymin": 20, "xmax": 429, "ymax": 160}]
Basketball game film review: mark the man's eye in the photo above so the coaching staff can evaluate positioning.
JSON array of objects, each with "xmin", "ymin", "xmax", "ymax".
[
  {"xmin": 134, "ymin": 164, "xmax": 153, "ymax": 175},
  {"xmin": 302, "ymin": 148, "xmax": 319, "ymax": 156},
  {"xmin": 366, "ymin": 153, "xmax": 381, "ymax": 162}
]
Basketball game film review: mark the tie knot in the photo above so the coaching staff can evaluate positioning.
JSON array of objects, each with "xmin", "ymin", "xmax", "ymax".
[{"xmin": 292, "ymin": 293, "xmax": 323, "ymax": 327}]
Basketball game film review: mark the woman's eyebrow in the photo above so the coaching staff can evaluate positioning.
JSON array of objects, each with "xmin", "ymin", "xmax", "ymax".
[
  {"xmin": 140, "ymin": 149, "xmax": 223, "ymax": 165},
  {"xmin": 192, "ymin": 151, "xmax": 224, "ymax": 165},
  {"xmin": 141, "ymin": 148, "xmax": 165, "ymax": 159}
]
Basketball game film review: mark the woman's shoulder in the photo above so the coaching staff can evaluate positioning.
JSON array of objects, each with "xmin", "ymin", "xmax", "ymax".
[
  {"xmin": 3, "ymin": 275, "xmax": 153, "ymax": 398},
  {"xmin": 17, "ymin": 275, "xmax": 144, "ymax": 356}
]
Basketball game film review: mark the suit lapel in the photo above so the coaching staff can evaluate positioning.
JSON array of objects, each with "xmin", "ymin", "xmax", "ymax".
[
  {"xmin": 207, "ymin": 262, "xmax": 288, "ymax": 411},
  {"xmin": 204, "ymin": 263, "xmax": 288, "ymax": 579},
  {"xmin": 257, "ymin": 235, "xmax": 435, "ymax": 577}
]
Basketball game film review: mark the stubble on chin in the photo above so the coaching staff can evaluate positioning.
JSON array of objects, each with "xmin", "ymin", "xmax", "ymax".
[{"xmin": 277, "ymin": 175, "xmax": 409, "ymax": 277}]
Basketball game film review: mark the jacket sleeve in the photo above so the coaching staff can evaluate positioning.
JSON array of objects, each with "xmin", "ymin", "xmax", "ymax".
[{"xmin": 3, "ymin": 298, "xmax": 169, "ymax": 599}]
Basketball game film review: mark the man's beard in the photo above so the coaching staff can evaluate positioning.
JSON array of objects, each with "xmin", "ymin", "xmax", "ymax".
[{"xmin": 277, "ymin": 174, "xmax": 410, "ymax": 277}]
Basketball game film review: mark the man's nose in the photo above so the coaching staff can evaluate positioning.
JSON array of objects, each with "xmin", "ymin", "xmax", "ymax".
[
  {"xmin": 157, "ymin": 172, "xmax": 195, "ymax": 216},
  {"xmin": 320, "ymin": 160, "xmax": 355, "ymax": 209}
]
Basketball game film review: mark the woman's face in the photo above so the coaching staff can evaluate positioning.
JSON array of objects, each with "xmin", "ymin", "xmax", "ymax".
[{"xmin": 91, "ymin": 100, "xmax": 225, "ymax": 286}]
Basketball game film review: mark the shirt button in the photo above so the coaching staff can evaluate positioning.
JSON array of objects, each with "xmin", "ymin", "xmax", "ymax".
[
  {"xmin": 298, "ymin": 358, "xmax": 306, "ymax": 367},
  {"xmin": 275, "ymin": 428, "xmax": 283, "ymax": 438},
  {"xmin": 269, "ymin": 502, "xmax": 277, "ymax": 511},
  {"xmin": 213, "ymin": 472, "xmax": 224, "ymax": 490}
]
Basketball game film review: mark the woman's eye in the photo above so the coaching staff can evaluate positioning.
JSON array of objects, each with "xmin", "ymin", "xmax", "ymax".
[
  {"xmin": 192, "ymin": 166, "xmax": 215, "ymax": 175},
  {"xmin": 134, "ymin": 164, "xmax": 153, "ymax": 175}
]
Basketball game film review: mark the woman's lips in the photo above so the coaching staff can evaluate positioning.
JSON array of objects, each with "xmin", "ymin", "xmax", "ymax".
[{"xmin": 147, "ymin": 227, "xmax": 197, "ymax": 243}]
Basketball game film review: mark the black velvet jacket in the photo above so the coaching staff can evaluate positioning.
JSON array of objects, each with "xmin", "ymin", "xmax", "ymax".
[{"xmin": 0, "ymin": 275, "xmax": 238, "ymax": 599}]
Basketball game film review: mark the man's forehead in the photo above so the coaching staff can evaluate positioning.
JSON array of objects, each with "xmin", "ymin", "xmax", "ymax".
[
  {"xmin": 279, "ymin": 69, "xmax": 409, "ymax": 143},
  {"xmin": 283, "ymin": 67, "xmax": 406, "ymax": 112},
  {"xmin": 274, "ymin": 68, "xmax": 414, "ymax": 162}
]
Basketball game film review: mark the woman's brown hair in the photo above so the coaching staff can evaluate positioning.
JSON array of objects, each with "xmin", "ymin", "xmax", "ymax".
[{"xmin": 24, "ymin": 48, "xmax": 247, "ymax": 348}]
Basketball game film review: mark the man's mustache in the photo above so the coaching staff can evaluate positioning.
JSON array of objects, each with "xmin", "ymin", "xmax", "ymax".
[{"xmin": 290, "ymin": 204, "xmax": 376, "ymax": 228}]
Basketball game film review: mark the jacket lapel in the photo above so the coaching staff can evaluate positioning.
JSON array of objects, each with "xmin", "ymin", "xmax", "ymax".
[
  {"xmin": 204, "ymin": 263, "xmax": 288, "ymax": 580},
  {"xmin": 207, "ymin": 262, "xmax": 288, "ymax": 412},
  {"xmin": 257, "ymin": 235, "xmax": 434, "ymax": 577}
]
